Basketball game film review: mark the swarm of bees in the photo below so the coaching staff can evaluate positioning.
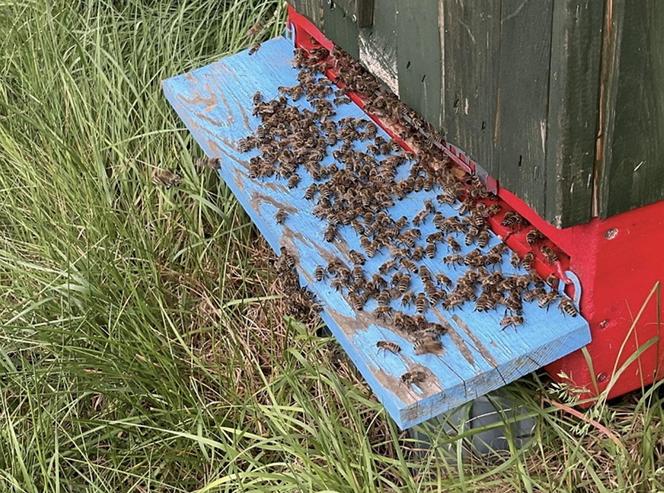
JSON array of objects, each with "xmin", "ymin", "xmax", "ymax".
[{"xmin": 239, "ymin": 43, "xmax": 580, "ymax": 387}]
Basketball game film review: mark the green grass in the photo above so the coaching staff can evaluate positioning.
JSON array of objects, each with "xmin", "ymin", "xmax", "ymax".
[{"xmin": 0, "ymin": 1, "xmax": 662, "ymax": 491}]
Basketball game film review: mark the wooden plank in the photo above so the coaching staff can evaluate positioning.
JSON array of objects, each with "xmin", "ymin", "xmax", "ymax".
[
  {"xmin": 163, "ymin": 37, "xmax": 591, "ymax": 428},
  {"xmin": 322, "ymin": 1, "xmax": 359, "ymax": 58},
  {"xmin": 545, "ymin": 0, "xmax": 603, "ymax": 228},
  {"xmin": 495, "ymin": 0, "xmax": 554, "ymax": 216},
  {"xmin": 439, "ymin": 0, "xmax": 501, "ymax": 179},
  {"xmin": 356, "ymin": 0, "xmax": 374, "ymax": 28},
  {"xmin": 290, "ymin": 0, "xmax": 324, "ymax": 28},
  {"xmin": 598, "ymin": 0, "xmax": 664, "ymax": 218},
  {"xmin": 396, "ymin": 0, "xmax": 443, "ymax": 129},
  {"xmin": 358, "ymin": 0, "xmax": 398, "ymax": 95}
]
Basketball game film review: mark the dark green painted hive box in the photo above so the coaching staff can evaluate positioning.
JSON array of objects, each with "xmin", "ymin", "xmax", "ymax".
[{"xmin": 290, "ymin": 0, "xmax": 664, "ymax": 227}]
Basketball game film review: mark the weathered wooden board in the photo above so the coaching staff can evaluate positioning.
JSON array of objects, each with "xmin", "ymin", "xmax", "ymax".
[
  {"xmin": 598, "ymin": 0, "xmax": 664, "ymax": 219},
  {"xmin": 163, "ymin": 37, "xmax": 591, "ymax": 429},
  {"xmin": 358, "ymin": 0, "xmax": 398, "ymax": 95},
  {"xmin": 439, "ymin": 0, "xmax": 501, "ymax": 181},
  {"xmin": 291, "ymin": 0, "xmax": 323, "ymax": 28},
  {"xmin": 395, "ymin": 0, "xmax": 443, "ymax": 129},
  {"xmin": 495, "ymin": 0, "xmax": 553, "ymax": 218},
  {"xmin": 322, "ymin": 1, "xmax": 359, "ymax": 59},
  {"xmin": 545, "ymin": 0, "xmax": 602, "ymax": 227}
]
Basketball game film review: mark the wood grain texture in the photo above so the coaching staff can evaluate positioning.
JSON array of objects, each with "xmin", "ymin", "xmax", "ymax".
[
  {"xmin": 291, "ymin": 0, "xmax": 324, "ymax": 28},
  {"xmin": 439, "ymin": 0, "xmax": 501, "ymax": 179},
  {"xmin": 163, "ymin": 37, "xmax": 591, "ymax": 429},
  {"xmin": 495, "ymin": 0, "xmax": 554, "ymax": 217},
  {"xmin": 545, "ymin": 0, "xmax": 603, "ymax": 227},
  {"xmin": 396, "ymin": 0, "xmax": 443, "ymax": 129},
  {"xmin": 599, "ymin": 0, "xmax": 664, "ymax": 218},
  {"xmin": 322, "ymin": 1, "xmax": 359, "ymax": 58},
  {"xmin": 358, "ymin": 0, "xmax": 398, "ymax": 95}
]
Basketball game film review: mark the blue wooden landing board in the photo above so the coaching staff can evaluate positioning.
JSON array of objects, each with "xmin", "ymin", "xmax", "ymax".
[{"xmin": 162, "ymin": 37, "xmax": 591, "ymax": 429}]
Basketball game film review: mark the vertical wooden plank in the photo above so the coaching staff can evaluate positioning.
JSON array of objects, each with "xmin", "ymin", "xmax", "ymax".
[
  {"xmin": 356, "ymin": 0, "xmax": 375, "ymax": 28},
  {"xmin": 358, "ymin": 0, "xmax": 398, "ymax": 95},
  {"xmin": 291, "ymin": 0, "xmax": 324, "ymax": 28},
  {"xmin": 545, "ymin": 0, "xmax": 603, "ymax": 227},
  {"xmin": 396, "ymin": 0, "xmax": 443, "ymax": 129},
  {"xmin": 439, "ymin": 0, "xmax": 501, "ymax": 177},
  {"xmin": 599, "ymin": 0, "xmax": 664, "ymax": 218},
  {"xmin": 495, "ymin": 0, "xmax": 553, "ymax": 215},
  {"xmin": 322, "ymin": 0, "xmax": 359, "ymax": 58}
]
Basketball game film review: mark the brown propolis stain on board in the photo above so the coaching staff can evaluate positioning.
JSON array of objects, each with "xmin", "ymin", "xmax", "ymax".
[
  {"xmin": 431, "ymin": 308, "xmax": 476, "ymax": 368},
  {"xmin": 251, "ymin": 192, "xmax": 297, "ymax": 214},
  {"xmin": 217, "ymin": 91, "xmax": 235, "ymax": 126},
  {"xmin": 237, "ymin": 103, "xmax": 252, "ymax": 130},
  {"xmin": 372, "ymin": 361, "xmax": 443, "ymax": 408},
  {"xmin": 451, "ymin": 315, "xmax": 498, "ymax": 368},
  {"xmin": 179, "ymin": 90, "xmax": 216, "ymax": 109},
  {"xmin": 373, "ymin": 368, "xmax": 418, "ymax": 405},
  {"xmin": 197, "ymin": 111, "xmax": 226, "ymax": 128}
]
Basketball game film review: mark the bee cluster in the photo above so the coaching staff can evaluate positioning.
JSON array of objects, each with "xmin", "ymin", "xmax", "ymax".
[
  {"xmin": 238, "ymin": 44, "xmax": 578, "ymax": 385},
  {"xmin": 274, "ymin": 246, "xmax": 322, "ymax": 319}
]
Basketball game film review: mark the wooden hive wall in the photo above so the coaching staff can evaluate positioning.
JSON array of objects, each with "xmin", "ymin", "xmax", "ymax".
[{"xmin": 290, "ymin": 0, "xmax": 664, "ymax": 227}]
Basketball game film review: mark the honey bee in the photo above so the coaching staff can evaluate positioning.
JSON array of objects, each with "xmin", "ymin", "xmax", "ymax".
[
  {"xmin": 424, "ymin": 284, "xmax": 444, "ymax": 304},
  {"xmin": 324, "ymin": 224, "xmax": 337, "ymax": 242},
  {"xmin": 393, "ymin": 273, "xmax": 411, "ymax": 293},
  {"xmin": 537, "ymin": 291, "xmax": 559, "ymax": 309},
  {"xmin": 401, "ymin": 258, "xmax": 419, "ymax": 273},
  {"xmin": 488, "ymin": 243, "xmax": 507, "ymax": 257},
  {"xmin": 437, "ymin": 190, "xmax": 457, "ymax": 205},
  {"xmin": 411, "ymin": 246, "xmax": 425, "ymax": 261},
  {"xmin": 425, "ymin": 243, "xmax": 437, "ymax": 259},
  {"xmin": 275, "ymin": 208, "xmax": 288, "ymax": 224},
  {"xmin": 304, "ymin": 183, "xmax": 318, "ymax": 200},
  {"xmin": 376, "ymin": 340, "xmax": 401, "ymax": 354},
  {"xmin": 446, "ymin": 237, "xmax": 461, "ymax": 253},
  {"xmin": 523, "ymin": 287, "xmax": 546, "ymax": 302},
  {"xmin": 443, "ymin": 292, "xmax": 465, "ymax": 310},
  {"xmin": 477, "ymin": 230, "xmax": 490, "ymax": 248},
  {"xmin": 401, "ymin": 369, "xmax": 427, "ymax": 387},
  {"xmin": 500, "ymin": 313, "xmax": 524, "ymax": 330},
  {"xmin": 248, "ymin": 42, "xmax": 262, "ymax": 55},
  {"xmin": 540, "ymin": 245, "xmax": 559, "ymax": 264},
  {"xmin": 374, "ymin": 305, "xmax": 394, "ymax": 321},
  {"xmin": 314, "ymin": 265, "xmax": 326, "ymax": 281},
  {"xmin": 522, "ymin": 252, "xmax": 535, "ymax": 271},
  {"xmin": 487, "ymin": 204, "xmax": 502, "ymax": 216},
  {"xmin": 526, "ymin": 229, "xmax": 545, "ymax": 245},
  {"xmin": 501, "ymin": 211, "xmax": 526, "ymax": 230},
  {"xmin": 444, "ymin": 254, "xmax": 464, "ymax": 267},
  {"xmin": 418, "ymin": 265, "xmax": 432, "ymax": 282},
  {"xmin": 352, "ymin": 265, "xmax": 365, "ymax": 284},
  {"xmin": 545, "ymin": 273, "xmax": 559, "ymax": 288},
  {"xmin": 252, "ymin": 91, "xmax": 263, "ymax": 105},
  {"xmin": 504, "ymin": 294, "xmax": 523, "ymax": 313},
  {"xmin": 287, "ymin": 174, "xmax": 300, "ymax": 189},
  {"xmin": 510, "ymin": 252, "xmax": 521, "ymax": 268},
  {"xmin": 401, "ymin": 291, "xmax": 415, "ymax": 307},
  {"xmin": 414, "ymin": 335, "xmax": 443, "ymax": 355},
  {"xmin": 426, "ymin": 232, "xmax": 443, "ymax": 244},
  {"xmin": 436, "ymin": 273, "xmax": 452, "ymax": 287},
  {"xmin": 348, "ymin": 250, "xmax": 366, "ymax": 265},
  {"xmin": 331, "ymin": 278, "xmax": 345, "ymax": 291},
  {"xmin": 348, "ymin": 292, "xmax": 366, "ymax": 311},
  {"xmin": 415, "ymin": 292, "xmax": 428, "ymax": 313},
  {"xmin": 474, "ymin": 294, "xmax": 496, "ymax": 312},
  {"xmin": 377, "ymin": 290, "xmax": 392, "ymax": 307},
  {"xmin": 372, "ymin": 257, "xmax": 393, "ymax": 274},
  {"xmin": 151, "ymin": 168, "xmax": 181, "ymax": 188},
  {"xmin": 559, "ymin": 297, "xmax": 578, "ymax": 316}
]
